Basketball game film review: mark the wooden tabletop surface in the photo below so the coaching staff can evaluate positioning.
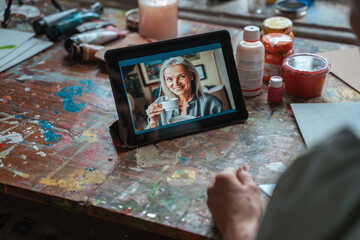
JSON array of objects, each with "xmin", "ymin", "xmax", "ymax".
[{"xmin": 0, "ymin": 2, "xmax": 359, "ymax": 239}]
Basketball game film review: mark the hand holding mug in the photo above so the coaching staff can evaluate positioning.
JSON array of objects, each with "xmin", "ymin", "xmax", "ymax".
[{"xmin": 146, "ymin": 103, "xmax": 164, "ymax": 128}]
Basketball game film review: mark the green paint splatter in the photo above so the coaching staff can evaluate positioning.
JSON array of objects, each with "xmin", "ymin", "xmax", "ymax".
[{"xmin": 0, "ymin": 45, "xmax": 16, "ymax": 50}]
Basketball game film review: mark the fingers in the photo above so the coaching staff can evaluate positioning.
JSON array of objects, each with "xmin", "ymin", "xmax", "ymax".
[
  {"xmin": 146, "ymin": 103, "xmax": 164, "ymax": 119},
  {"xmin": 237, "ymin": 165, "xmax": 255, "ymax": 186}
]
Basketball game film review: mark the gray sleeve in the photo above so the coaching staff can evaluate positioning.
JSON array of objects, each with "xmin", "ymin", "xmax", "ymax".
[{"xmin": 256, "ymin": 128, "xmax": 360, "ymax": 240}]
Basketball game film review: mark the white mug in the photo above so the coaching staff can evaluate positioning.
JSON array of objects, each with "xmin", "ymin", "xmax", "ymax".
[{"xmin": 161, "ymin": 98, "xmax": 179, "ymax": 111}]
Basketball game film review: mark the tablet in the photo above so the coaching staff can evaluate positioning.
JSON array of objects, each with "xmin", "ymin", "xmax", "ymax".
[{"xmin": 105, "ymin": 30, "xmax": 248, "ymax": 148}]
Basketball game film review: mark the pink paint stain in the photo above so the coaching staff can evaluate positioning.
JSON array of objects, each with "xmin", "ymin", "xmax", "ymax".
[
  {"xmin": 1, "ymin": 96, "xmax": 11, "ymax": 104},
  {"xmin": 201, "ymin": 153, "xmax": 206, "ymax": 157},
  {"xmin": 83, "ymin": 148, "xmax": 97, "ymax": 161},
  {"xmin": 54, "ymin": 133, "xmax": 71, "ymax": 149}
]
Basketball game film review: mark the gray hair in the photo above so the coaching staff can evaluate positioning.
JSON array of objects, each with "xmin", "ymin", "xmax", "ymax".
[{"xmin": 159, "ymin": 57, "xmax": 203, "ymax": 99}]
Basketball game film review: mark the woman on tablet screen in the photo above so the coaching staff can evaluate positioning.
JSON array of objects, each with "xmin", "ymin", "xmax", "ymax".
[{"xmin": 146, "ymin": 57, "xmax": 224, "ymax": 128}]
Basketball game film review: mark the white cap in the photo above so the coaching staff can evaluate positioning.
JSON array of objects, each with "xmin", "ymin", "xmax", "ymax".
[
  {"xmin": 270, "ymin": 76, "xmax": 283, "ymax": 88},
  {"xmin": 243, "ymin": 26, "xmax": 260, "ymax": 42}
]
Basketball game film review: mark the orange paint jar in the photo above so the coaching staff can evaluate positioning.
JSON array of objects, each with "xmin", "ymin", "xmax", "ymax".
[
  {"xmin": 282, "ymin": 53, "xmax": 331, "ymax": 98},
  {"xmin": 262, "ymin": 33, "xmax": 293, "ymax": 81}
]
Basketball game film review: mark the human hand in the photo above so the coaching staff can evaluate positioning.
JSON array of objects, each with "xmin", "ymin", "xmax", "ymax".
[
  {"xmin": 146, "ymin": 103, "xmax": 164, "ymax": 128},
  {"xmin": 207, "ymin": 165, "xmax": 262, "ymax": 240}
]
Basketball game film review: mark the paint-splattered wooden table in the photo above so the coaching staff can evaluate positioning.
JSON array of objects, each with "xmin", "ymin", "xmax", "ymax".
[{"xmin": 1, "ymin": 3, "xmax": 360, "ymax": 240}]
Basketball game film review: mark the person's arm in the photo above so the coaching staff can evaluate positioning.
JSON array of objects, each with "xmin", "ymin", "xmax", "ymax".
[{"xmin": 207, "ymin": 166, "xmax": 262, "ymax": 240}]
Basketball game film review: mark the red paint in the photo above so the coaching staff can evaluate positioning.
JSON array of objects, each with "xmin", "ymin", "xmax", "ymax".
[
  {"xmin": 0, "ymin": 143, "xmax": 4, "ymax": 148},
  {"xmin": 268, "ymin": 76, "xmax": 283, "ymax": 103},
  {"xmin": 282, "ymin": 53, "xmax": 331, "ymax": 98},
  {"xmin": 262, "ymin": 33, "xmax": 293, "ymax": 81},
  {"xmin": 4, "ymin": 186, "xmax": 8, "ymax": 195},
  {"xmin": 201, "ymin": 153, "xmax": 206, "ymax": 157}
]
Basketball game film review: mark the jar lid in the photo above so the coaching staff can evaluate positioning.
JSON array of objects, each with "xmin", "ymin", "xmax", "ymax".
[
  {"xmin": 243, "ymin": 26, "xmax": 260, "ymax": 42},
  {"xmin": 125, "ymin": 8, "xmax": 139, "ymax": 31},
  {"xmin": 283, "ymin": 53, "xmax": 331, "ymax": 76},
  {"xmin": 263, "ymin": 16, "xmax": 292, "ymax": 30},
  {"xmin": 262, "ymin": 33, "xmax": 293, "ymax": 52},
  {"xmin": 275, "ymin": 0, "xmax": 308, "ymax": 18},
  {"xmin": 270, "ymin": 76, "xmax": 283, "ymax": 88}
]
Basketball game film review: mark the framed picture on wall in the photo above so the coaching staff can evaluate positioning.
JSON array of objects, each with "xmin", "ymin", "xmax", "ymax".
[
  {"xmin": 183, "ymin": 53, "xmax": 200, "ymax": 61},
  {"xmin": 140, "ymin": 60, "xmax": 164, "ymax": 86},
  {"xmin": 195, "ymin": 64, "xmax": 206, "ymax": 80}
]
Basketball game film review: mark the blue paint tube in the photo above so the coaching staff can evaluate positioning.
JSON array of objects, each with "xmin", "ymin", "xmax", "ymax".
[
  {"xmin": 32, "ymin": 8, "xmax": 79, "ymax": 34},
  {"xmin": 45, "ymin": 2, "xmax": 103, "ymax": 41}
]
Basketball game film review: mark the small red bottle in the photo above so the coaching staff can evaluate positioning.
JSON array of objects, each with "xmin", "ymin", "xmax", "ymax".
[{"xmin": 268, "ymin": 76, "xmax": 283, "ymax": 102}]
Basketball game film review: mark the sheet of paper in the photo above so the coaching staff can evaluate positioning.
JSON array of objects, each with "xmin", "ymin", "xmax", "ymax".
[
  {"xmin": 291, "ymin": 102, "xmax": 360, "ymax": 148},
  {"xmin": 0, "ymin": 29, "xmax": 35, "ymax": 60},
  {"xmin": 319, "ymin": 47, "xmax": 360, "ymax": 93},
  {"xmin": 95, "ymin": 33, "xmax": 154, "ymax": 61},
  {"xmin": 0, "ymin": 38, "xmax": 53, "ymax": 72},
  {"xmin": 258, "ymin": 184, "xmax": 276, "ymax": 197}
]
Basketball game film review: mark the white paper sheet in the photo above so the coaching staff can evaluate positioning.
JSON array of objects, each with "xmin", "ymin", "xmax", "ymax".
[
  {"xmin": 291, "ymin": 102, "xmax": 360, "ymax": 148},
  {"xmin": 0, "ymin": 29, "xmax": 35, "ymax": 60},
  {"xmin": 0, "ymin": 38, "xmax": 53, "ymax": 72}
]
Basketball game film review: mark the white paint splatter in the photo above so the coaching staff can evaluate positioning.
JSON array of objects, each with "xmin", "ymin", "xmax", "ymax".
[
  {"xmin": 0, "ymin": 132, "xmax": 24, "ymax": 144},
  {"xmin": 265, "ymin": 162, "xmax": 287, "ymax": 173},
  {"xmin": 16, "ymin": 75, "xmax": 33, "ymax": 80},
  {"xmin": 21, "ymin": 155, "xmax": 27, "ymax": 159},
  {"xmin": 36, "ymin": 151, "xmax": 46, "ymax": 157},
  {"xmin": 0, "ymin": 159, "xmax": 3, "ymax": 167},
  {"xmin": 25, "ymin": 88, "xmax": 31, "ymax": 92},
  {"xmin": 34, "ymin": 115, "xmax": 40, "ymax": 119},
  {"xmin": 33, "ymin": 145, "xmax": 39, "ymax": 151},
  {"xmin": 147, "ymin": 213, "xmax": 156, "ymax": 218}
]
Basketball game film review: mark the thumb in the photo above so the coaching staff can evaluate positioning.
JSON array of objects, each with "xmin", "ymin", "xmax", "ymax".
[{"xmin": 237, "ymin": 165, "xmax": 254, "ymax": 185}]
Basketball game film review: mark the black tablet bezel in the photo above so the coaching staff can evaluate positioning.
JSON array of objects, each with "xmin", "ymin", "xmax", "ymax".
[{"xmin": 105, "ymin": 30, "xmax": 248, "ymax": 147}]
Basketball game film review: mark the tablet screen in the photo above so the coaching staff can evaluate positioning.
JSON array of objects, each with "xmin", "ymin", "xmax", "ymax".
[
  {"xmin": 118, "ymin": 43, "xmax": 236, "ymax": 134},
  {"xmin": 106, "ymin": 30, "xmax": 248, "ymax": 147}
]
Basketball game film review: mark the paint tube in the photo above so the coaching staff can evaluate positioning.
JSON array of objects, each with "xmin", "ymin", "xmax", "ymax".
[
  {"xmin": 45, "ymin": 2, "xmax": 103, "ymax": 41},
  {"xmin": 70, "ymin": 43, "xmax": 104, "ymax": 61},
  {"xmin": 32, "ymin": 8, "xmax": 79, "ymax": 34},
  {"xmin": 64, "ymin": 26, "xmax": 129, "ymax": 53},
  {"xmin": 69, "ymin": 20, "xmax": 115, "ymax": 35}
]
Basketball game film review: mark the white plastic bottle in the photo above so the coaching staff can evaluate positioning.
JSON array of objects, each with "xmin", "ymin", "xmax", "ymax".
[{"xmin": 236, "ymin": 25, "xmax": 265, "ymax": 97}]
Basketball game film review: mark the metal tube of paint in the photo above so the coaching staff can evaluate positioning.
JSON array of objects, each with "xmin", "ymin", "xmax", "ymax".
[
  {"xmin": 69, "ymin": 20, "xmax": 115, "ymax": 35},
  {"xmin": 70, "ymin": 43, "xmax": 104, "ymax": 61},
  {"xmin": 45, "ymin": 2, "xmax": 104, "ymax": 41},
  {"xmin": 64, "ymin": 27, "xmax": 129, "ymax": 53},
  {"xmin": 32, "ymin": 8, "xmax": 79, "ymax": 34}
]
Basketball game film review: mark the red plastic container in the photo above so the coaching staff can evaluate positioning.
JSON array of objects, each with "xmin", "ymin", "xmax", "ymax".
[{"xmin": 282, "ymin": 53, "xmax": 331, "ymax": 98}]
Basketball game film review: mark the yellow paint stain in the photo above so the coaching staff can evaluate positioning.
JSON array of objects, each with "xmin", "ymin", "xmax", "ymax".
[
  {"xmin": 82, "ymin": 130, "xmax": 98, "ymax": 143},
  {"xmin": 167, "ymin": 169, "xmax": 196, "ymax": 184},
  {"xmin": 40, "ymin": 169, "xmax": 106, "ymax": 192}
]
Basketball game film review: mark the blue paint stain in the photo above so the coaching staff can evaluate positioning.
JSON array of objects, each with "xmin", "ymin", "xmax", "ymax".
[
  {"xmin": 130, "ymin": 155, "xmax": 135, "ymax": 160},
  {"xmin": 54, "ymin": 109, "xmax": 59, "ymax": 115},
  {"xmin": 38, "ymin": 120, "xmax": 62, "ymax": 144},
  {"xmin": 80, "ymin": 79, "xmax": 110, "ymax": 99},
  {"xmin": 263, "ymin": 159, "xmax": 269, "ymax": 163},
  {"xmin": 178, "ymin": 156, "xmax": 189, "ymax": 166},
  {"xmin": 15, "ymin": 115, "xmax": 22, "ymax": 119},
  {"xmin": 56, "ymin": 86, "xmax": 86, "ymax": 113},
  {"xmin": 176, "ymin": 169, "xmax": 185, "ymax": 174},
  {"xmin": 41, "ymin": 110, "xmax": 45, "ymax": 113},
  {"xmin": 8, "ymin": 100, "xmax": 13, "ymax": 106},
  {"xmin": 85, "ymin": 167, "xmax": 95, "ymax": 172}
]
